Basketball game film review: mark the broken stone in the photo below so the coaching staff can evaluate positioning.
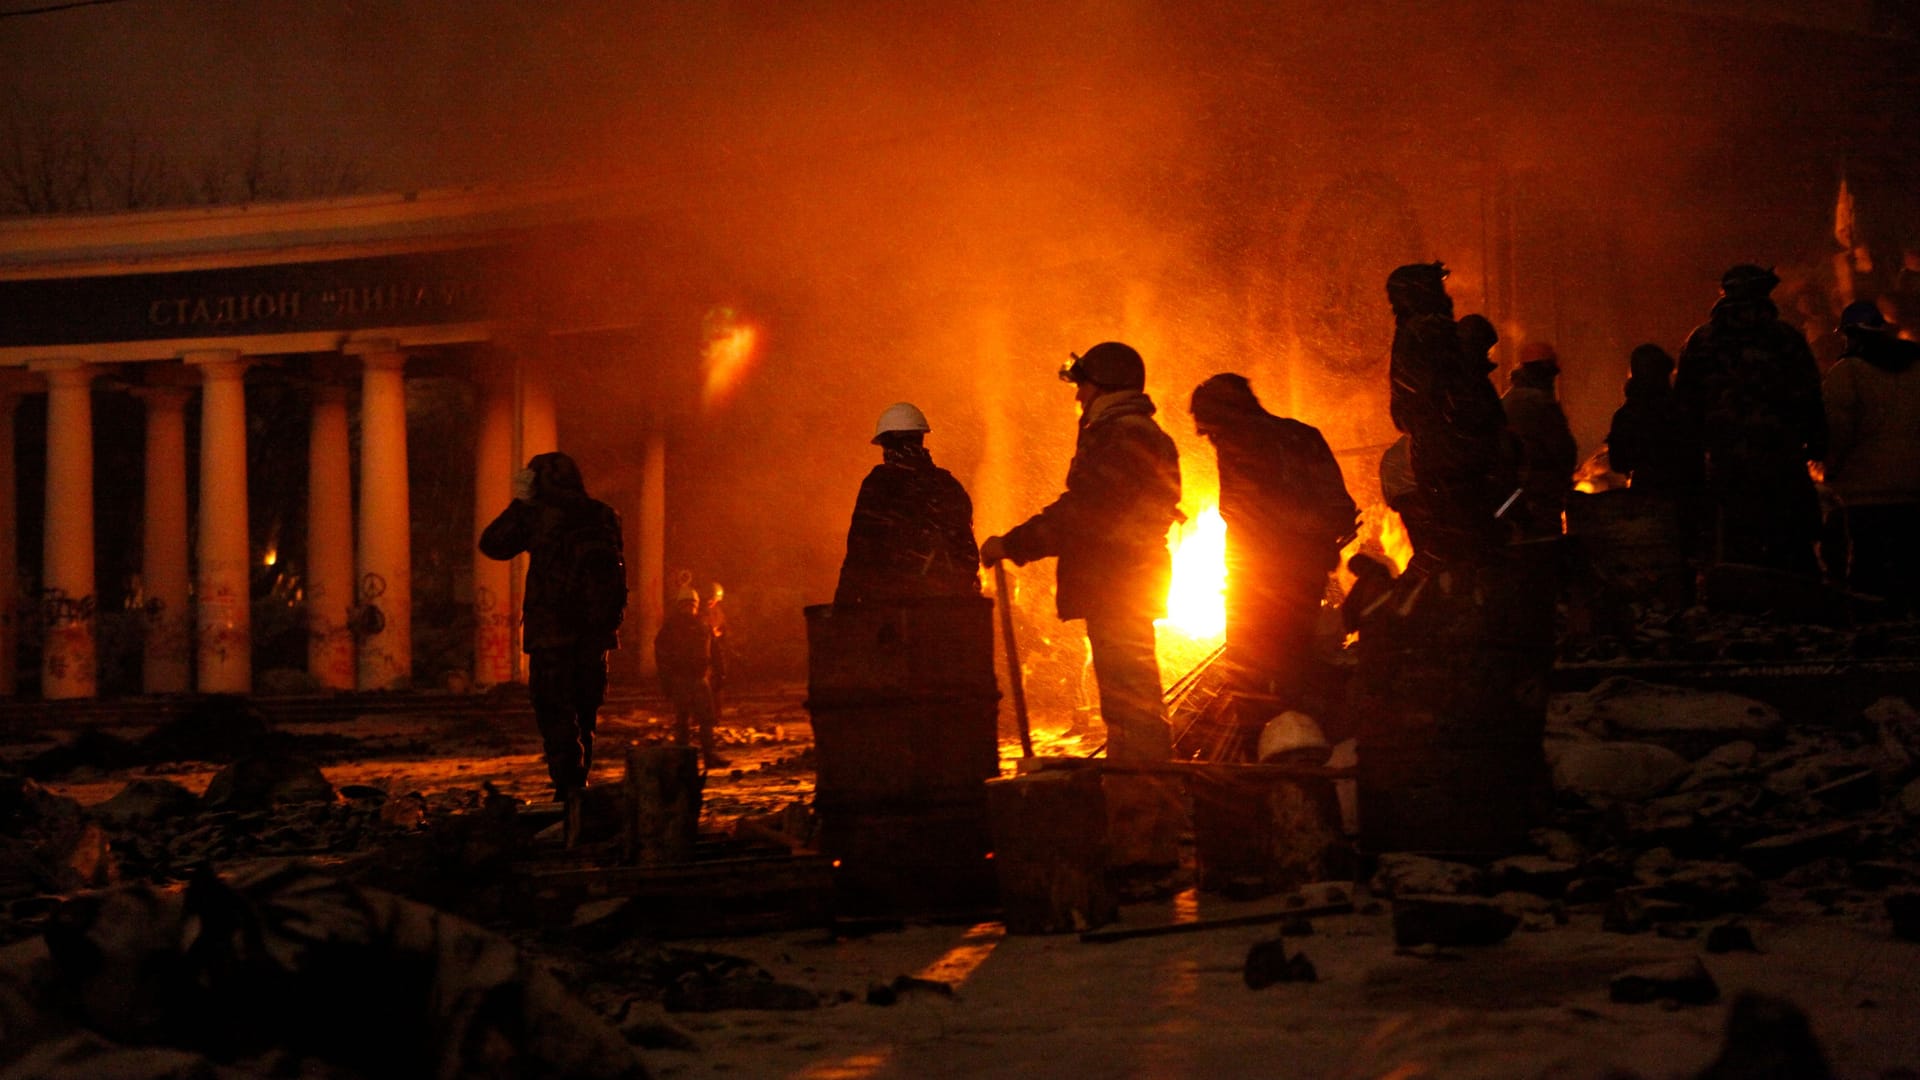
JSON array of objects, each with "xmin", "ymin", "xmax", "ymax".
[
  {"xmin": 1285, "ymin": 881, "xmax": 1352, "ymax": 909},
  {"xmin": 1850, "ymin": 860, "xmax": 1920, "ymax": 890},
  {"xmin": 137, "ymin": 695, "xmax": 272, "ymax": 762},
  {"xmin": 1564, "ymin": 877, "xmax": 1619, "ymax": 904},
  {"xmin": 1739, "ymin": 824, "xmax": 1860, "ymax": 878},
  {"xmin": 1649, "ymin": 861, "xmax": 1764, "ymax": 916},
  {"xmin": 1704, "ymin": 922, "xmax": 1758, "ymax": 953},
  {"xmin": 1609, "ymin": 957, "xmax": 1719, "ymax": 1005},
  {"xmin": 864, "ymin": 981, "xmax": 898, "ymax": 1006},
  {"xmin": 201, "ymin": 755, "xmax": 335, "ymax": 811},
  {"xmin": 1655, "ymin": 922, "xmax": 1700, "ymax": 940},
  {"xmin": 664, "ymin": 973, "xmax": 818, "ymax": 1012},
  {"xmin": 1569, "ymin": 677, "xmax": 1784, "ymax": 756},
  {"xmin": 1897, "ymin": 778, "xmax": 1920, "ymax": 821},
  {"xmin": 1868, "ymin": 697, "xmax": 1920, "ymax": 775},
  {"xmin": 1391, "ymin": 895, "xmax": 1519, "ymax": 947},
  {"xmin": 92, "ymin": 779, "xmax": 201, "ymax": 826},
  {"xmin": 1550, "ymin": 741, "xmax": 1690, "ymax": 802},
  {"xmin": 1888, "ymin": 892, "xmax": 1920, "ymax": 943},
  {"xmin": 1489, "ymin": 855, "xmax": 1577, "ymax": 898},
  {"xmin": 1244, "ymin": 939, "xmax": 1317, "ymax": 988},
  {"xmin": 379, "ymin": 792, "xmax": 429, "ymax": 829},
  {"xmin": 1602, "ymin": 887, "xmax": 1692, "ymax": 933},
  {"xmin": 338, "ymin": 784, "xmax": 389, "ymax": 802},
  {"xmin": 1369, "ymin": 853, "xmax": 1485, "ymax": 898},
  {"xmin": 1527, "ymin": 827, "xmax": 1587, "ymax": 864}
]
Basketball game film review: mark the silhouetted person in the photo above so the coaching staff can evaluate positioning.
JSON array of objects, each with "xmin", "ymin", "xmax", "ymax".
[
  {"xmin": 479, "ymin": 452, "xmax": 625, "ymax": 801},
  {"xmin": 1190, "ymin": 373, "xmax": 1355, "ymax": 716},
  {"xmin": 702, "ymin": 581, "xmax": 730, "ymax": 717},
  {"xmin": 1501, "ymin": 342, "xmax": 1578, "ymax": 538},
  {"xmin": 655, "ymin": 586, "xmax": 726, "ymax": 769},
  {"xmin": 1606, "ymin": 344, "xmax": 1705, "ymax": 496},
  {"xmin": 1675, "ymin": 265, "xmax": 1827, "ymax": 576},
  {"xmin": 834, "ymin": 402, "xmax": 980, "ymax": 605},
  {"xmin": 1387, "ymin": 263, "xmax": 1516, "ymax": 567},
  {"xmin": 1823, "ymin": 300, "xmax": 1920, "ymax": 613},
  {"xmin": 981, "ymin": 342, "xmax": 1182, "ymax": 765}
]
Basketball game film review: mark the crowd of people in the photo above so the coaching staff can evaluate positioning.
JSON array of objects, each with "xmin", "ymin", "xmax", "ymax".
[{"xmin": 477, "ymin": 261, "xmax": 1919, "ymax": 819}]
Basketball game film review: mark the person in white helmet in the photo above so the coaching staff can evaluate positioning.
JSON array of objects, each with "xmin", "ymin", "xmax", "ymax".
[{"xmin": 833, "ymin": 402, "xmax": 980, "ymax": 605}]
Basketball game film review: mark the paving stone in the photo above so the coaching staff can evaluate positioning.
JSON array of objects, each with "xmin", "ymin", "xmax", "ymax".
[
  {"xmin": 1369, "ymin": 853, "xmax": 1485, "ymax": 898},
  {"xmin": 1602, "ymin": 886, "xmax": 1693, "ymax": 933},
  {"xmin": 1738, "ymin": 823, "xmax": 1861, "ymax": 878},
  {"xmin": 1489, "ymin": 855, "xmax": 1577, "ymax": 898},
  {"xmin": 1391, "ymin": 895, "xmax": 1519, "ymax": 947},
  {"xmin": 1609, "ymin": 956, "xmax": 1719, "ymax": 1005},
  {"xmin": 1551, "ymin": 741, "xmax": 1690, "ymax": 802},
  {"xmin": 92, "ymin": 779, "xmax": 202, "ymax": 826}
]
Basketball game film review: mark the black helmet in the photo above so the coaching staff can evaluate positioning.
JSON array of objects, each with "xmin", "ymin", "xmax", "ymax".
[
  {"xmin": 1386, "ymin": 262, "xmax": 1452, "ymax": 318},
  {"xmin": 1719, "ymin": 264, "xmax": 1780, "ymax": 300},
  {"xmin": 1059, "ymin": 341, "xmax": 1146, "ymax": 391}
]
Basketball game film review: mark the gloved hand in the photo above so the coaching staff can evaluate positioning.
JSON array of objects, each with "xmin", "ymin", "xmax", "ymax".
[
  {"xmin": 979, "ymin": 536, "xmax": 1006, "ymax": 567},
  {"xmin": 511, "ymin": 468, "xmax": 537, "ymax": 502}
]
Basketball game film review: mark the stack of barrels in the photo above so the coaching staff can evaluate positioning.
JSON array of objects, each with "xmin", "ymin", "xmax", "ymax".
[{"xmin": 803, "ymin": 597, "xmax": 1001, "ymax": 914}]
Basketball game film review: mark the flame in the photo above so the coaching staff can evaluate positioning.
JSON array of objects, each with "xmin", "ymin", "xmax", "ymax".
[
  {"xmin": 1158, "ymin": 507, "xmax": 1226, "ymax": 641},
  {"xmin": 699, "ymin": 306, "xmax": 760, "ymax": 411},
  {"xmin": 1378, "ymin": 506, "xmax": 1414, "ymax": 574}
]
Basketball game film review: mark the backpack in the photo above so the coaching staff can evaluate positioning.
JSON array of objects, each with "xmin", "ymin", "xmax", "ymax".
[{"xmin": 555, "ymin": 514, "xmax": 628, "ymax": 636}]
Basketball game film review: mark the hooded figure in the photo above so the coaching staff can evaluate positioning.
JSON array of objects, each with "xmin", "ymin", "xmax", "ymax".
[
  {"xmin": 1674, "ymin": 265, "xmax": 1827, "ymax": 576},
  {"xmin": 1606, "ymin": 344, "xmax": 1705, "ymax": 495},
  {"xmin": 479, "ymin": 451, "xmax": 625, "ymax": 798},
  {"xmin": 834, "ymin": 403, "xmax": 980, "ymax": 605},
  {"xmin": 1191, "ymin": 373, "xmax": 1355, "ymax": 716},
  {"xmin": 1822, "ymin": 300, "xmax": 1920, "ymax": 611},
  {"xmin": 1386, "ymin": 264, "xmax": 1516, "ymax": 564},
  {"xmin": 1501, "ymin": 343, "xmax": 1579, "ymax": 538}
]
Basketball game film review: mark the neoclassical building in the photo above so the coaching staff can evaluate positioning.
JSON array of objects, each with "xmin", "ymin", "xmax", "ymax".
[{"xmin": 0, "ymin": 185, "xmax": 673, "ymax": 699}]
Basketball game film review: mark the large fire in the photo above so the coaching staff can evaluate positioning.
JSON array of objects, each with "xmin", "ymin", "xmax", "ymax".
[
  {"xmin": 1158, "ymin": 507, "xmax": 1227, "ymax": 641},
  {"xmin": 699, "ymin": 306, "xmax": 760, "ymax": 412}
]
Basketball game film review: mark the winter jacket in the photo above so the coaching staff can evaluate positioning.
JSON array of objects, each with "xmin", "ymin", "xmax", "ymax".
[
  {"xmin": 653, "ymin": 610, "xmax": 712, "ymax": 691},
  {"xmin": 1674, "ymin": 302, "xmax": 1827, "ymax": 485},
  {"xmin": 478, "ymin": 452, "xmax": 624, "ymax": 652},
  {"xmin": 1001, "ymin": 390, "xmax": 1182, "ymax": 621},
  {"xmin": 834, "ymin": 449, "xmax": 980, "ymax": 605},
  {"xmin": 1389, "ymin": 310, "xmax": 1516, "ymax": 557},
  {"xmin": 1501, "ymin": 371, "xmax": 1578, "ymax": 533},
  {"xmin": 1606, "ymin": 380, "xmax": 1704, "ymax": 495},
  {"xmin": 1823, "ymin": 336, "xmax": 1920, "ymax": 507}
]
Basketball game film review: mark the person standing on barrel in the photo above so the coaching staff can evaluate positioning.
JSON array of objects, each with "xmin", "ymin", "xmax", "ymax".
[
  {"xmin": 981, "ymin": 342, "xmax": 1184, "ymax": 886},
  {"xmin": 479, "ymin": 452, "xmax": 626, "ymax": 803},
  {"xmin": 834, "ymin": 402, "xmax": 981, "ymax": 605}
]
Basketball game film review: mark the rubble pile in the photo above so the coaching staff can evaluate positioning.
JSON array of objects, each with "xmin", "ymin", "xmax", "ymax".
[{"xmin": 1560, "ymin": 602, "xmax": 1920, "ymax": 665}]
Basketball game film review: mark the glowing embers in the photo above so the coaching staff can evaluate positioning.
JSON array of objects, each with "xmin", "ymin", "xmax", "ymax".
[
  {"xmin": 1159, "ymin": 506, "xmax": 1227, "ymax": 641},
  {"xmin": 699, "ymin": 306, "xmax": 760, "ymax": 412}
]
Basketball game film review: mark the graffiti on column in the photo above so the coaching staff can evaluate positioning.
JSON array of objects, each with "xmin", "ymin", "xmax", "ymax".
[
  {"xmin": 355, "ymin": 571, "xmax": 403, "ymax": 687},
  {"xmin": 304, "ymin": 581, "xmax": 356, "ymax": 688},
  {"xmin": 196, "ymin": 580, "xmax": 249, "ymax": 663},
  {"xmin": 39, "ymin": 587, "xmax": 97, "ymax": 691},
  {"xmin": 140, "ymin": 597, "xmax": 195, "ymax": 670},
  {"xmin": 473, "ymin": 583, "xmax": 514, "ymax": 686}
]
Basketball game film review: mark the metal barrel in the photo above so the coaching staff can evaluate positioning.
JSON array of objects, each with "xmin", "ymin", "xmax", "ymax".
[{"xmin": 803, "ymin": 597, "xmax": 1001, "ymax": 913}]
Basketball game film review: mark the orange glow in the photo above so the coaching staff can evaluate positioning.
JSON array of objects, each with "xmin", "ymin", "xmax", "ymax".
[
  {"xmin": 915, "ymin": 921, "xmax": 1004, "ymax": 988},
  {"xmin": 1379, "ymin": 507, "xmax": 1414, "ymax": 574},
  {"xmin": 1159, "ymin": 507, "xmax": 1226, "ymax": 640},
  {"xmin": 699, "ymin": 306, "xmax": 760, "ymax": 412}
]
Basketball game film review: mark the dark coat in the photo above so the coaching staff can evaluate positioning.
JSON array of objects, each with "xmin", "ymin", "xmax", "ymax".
[
  {"xmin": 1674, "ymin": 301, "xmax": 1827, "ymax": 484},
  {"xmin": 478, "ymin": 452, "xmax": 624, "ymax": 652},
  {"xmin": 1501, "ymin": 367, "xmax": 1578, "ymax": 533},
  {"xmin": 1002, "ymin": 391, "xmax": 1182, "ymax": 622},
  {"xmin": 833, "ymin": 452, "xmax": 980, "ymax": 605},
  {"xmin": 653, "ymin": 609, "xmax": 712, "ymax": 692},
  {"xmin": 1606, "ymin": 377, "xmax": 1704, "ymax": 494},
  {"xmin": 1389, "ymin": 310, "xmax": 1516, "ymax": 552}
]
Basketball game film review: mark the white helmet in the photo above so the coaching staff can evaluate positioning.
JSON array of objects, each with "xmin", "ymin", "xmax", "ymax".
[
  {"xmin": 872, "ymin": 402, "xmax": 931, "ymax": 445},
  {"xmin": 1257, "ymin": 710, "xmax": 1331, "ymax": 765}
]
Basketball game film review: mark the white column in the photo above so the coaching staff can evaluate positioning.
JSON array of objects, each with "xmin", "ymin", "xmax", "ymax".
[
  {"xmin": 137, "ymin": 386, "xmax": 193, "ymax": 694},
  {"xmin": 307, "ymin": 382, "xmax": 355, "ymax": 690},
  {"xmin": 473, "ymin": 368, "xmax": 515, "ymax": 688},
  {"xmin": 189, "ymin": 350, "xmax": 251, "ymax": 694},
  {"xmin": 352, "ymin": 343, "xmax": 411, "ymax": 690},
  {"xmin": 638, "ymin": 429, "xmax": 666, "ymax": 678},
  {"xmin": 0, "ymin": 392, "xmax": 17, "ymax": 697},
  {"xmin": 39, "ymin": 362, "xmax": 98, "ymax": 699}
]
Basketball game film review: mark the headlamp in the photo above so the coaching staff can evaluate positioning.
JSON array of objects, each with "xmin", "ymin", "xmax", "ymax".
[{"xmin": 1058, "ymin": 353, "xmax": 1084, "ymax": 384}]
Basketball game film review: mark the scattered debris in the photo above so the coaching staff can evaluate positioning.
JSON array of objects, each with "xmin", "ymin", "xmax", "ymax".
[
  {"xmin": 1608, "ymin": 957, "xmax": 1719, "ymax": 1005},
  {"xmin": 1243, "ymin": 939, "xmax": 1317, "ymax": 988}
]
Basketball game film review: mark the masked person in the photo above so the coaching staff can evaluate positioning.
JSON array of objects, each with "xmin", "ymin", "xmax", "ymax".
[
  {"xmin": 1190, "ymin": 373, "xmax": 1356, "ymax": 729},
  {"xmin": 1675, "ymin": 264, "xmax": 1827, "ymax": 576},
  {"xmin": 1386, "ymin": 263, "xmax": 1517, "ymax": 567},
  {"xmin": 1502, "ymin": 342, "xmax": 1579, "ymax": 539},
  {"xmin": 834, "ymin": 402, "xmax": 980, "ymax": 605},
  {"xmin": 479, "ymin": 452, "xmax": 626, "ymax": 802},
  {"xmin": 655, "ymin": 586, "xmax": 727, "ymax": 769},
  {"xmin": 1823, "ymin": 300, "xmax": 1920, "ymax": 613},
  {"xmin": 982, "ymin": 342, "xmax": 1182, "ymax": 762},
  {"xmin": 981, "ymin": 342, "xmax": 1184, "ymax": 885}
]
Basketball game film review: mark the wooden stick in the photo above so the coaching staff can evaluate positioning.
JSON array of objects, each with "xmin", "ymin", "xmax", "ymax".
[
  {"xmin": 1078, "ymin": 900, "xmax": 1355, "ymax": 944},
  {"xmin": 994, "ymin": 561, "xmax": 1034, "ymax": 758}
]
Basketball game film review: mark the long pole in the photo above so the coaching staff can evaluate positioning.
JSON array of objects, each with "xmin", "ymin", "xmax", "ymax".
[{"xmin": 994, "ymin": 562, "xmax": 1033, "ymax": 758}]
